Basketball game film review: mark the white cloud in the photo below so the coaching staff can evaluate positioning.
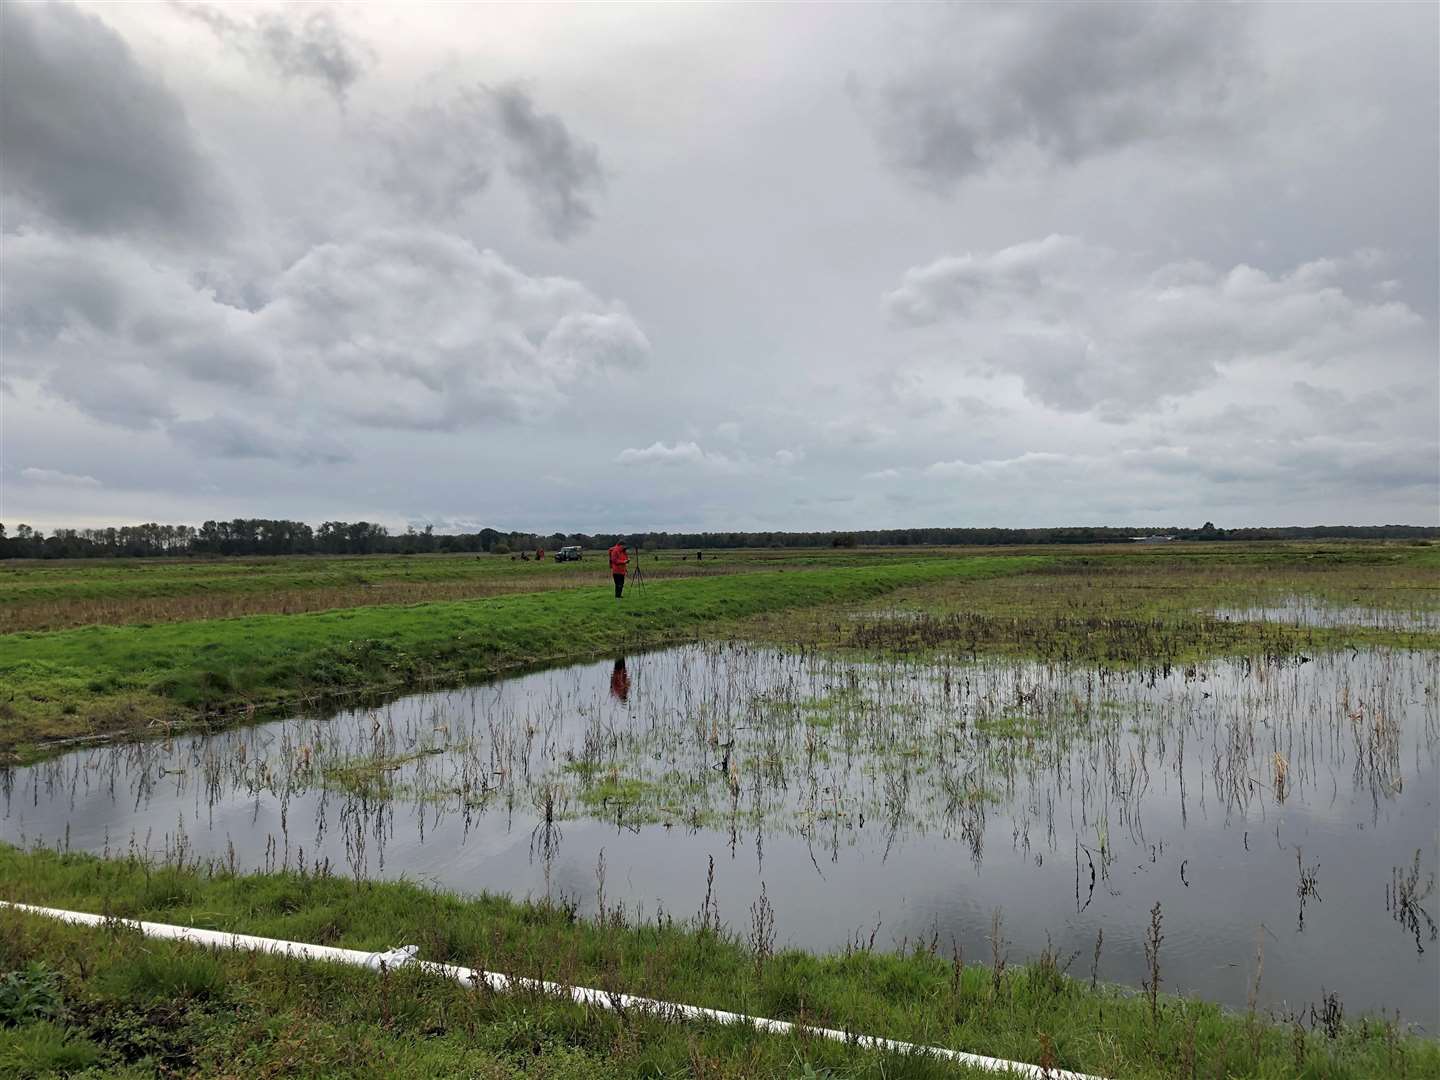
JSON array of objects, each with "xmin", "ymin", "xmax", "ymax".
[
  {"xmin": 19, "ymin": 467, "xmax": 101, "ymax": 488},
  {"xmin": 886, "ymin": 237, "xmax": 1430, "ymax": 421},
  {"xmin": 615, "ymin": 442, "xmax": 804, "ymax": 476},
  {"xmin": 3, "ymin": 228, "xmax": 650, "ymax": 445},
  {"xmin": 615, "ymin": 441, "xmax": 742, "ymax": 475},
  {"xmin": 616, "ymin": 441, "xmax": 705, "ymax": 466},
  {"xmin": 926, "ymin": 452, "xmax": 1072, "ymax": 480},
  {"xmin": 2, "ymin": 4, "xmax": 1434, "ymax": 531},
  {"xmin": 259, "ymin": 229, "xmax": 649, "ymax": 429}
]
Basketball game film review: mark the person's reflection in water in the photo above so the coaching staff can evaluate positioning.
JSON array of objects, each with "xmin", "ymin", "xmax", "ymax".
[{"xmin": 609, "ymin": 657, "xmax": 631, "ymax": 704}]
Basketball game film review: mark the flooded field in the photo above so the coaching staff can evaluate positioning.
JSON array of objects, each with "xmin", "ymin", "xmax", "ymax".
[
  {"xmin": 4, "ymin": 642, "xmax": 1436, "ymax": 1028},
  {"xmin": 1215, "ymin": 597, "xmax": 1440, "ymax": 632}
]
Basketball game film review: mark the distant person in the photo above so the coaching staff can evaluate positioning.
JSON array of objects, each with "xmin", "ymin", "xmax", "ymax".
[
  {"xmin": 609, "ymin": 657, "xmax": 631, "ymax": 703},
  {"xmin": 536, "ymin": 547, "xmax": 544, "ymax": 561},
  {"xmin": 696, "ymin": 550, "xmax": 703, "ymax": 560},
  {"xmin": 609, "ymin": 540, "xmax": 629, "ymax": 598}
]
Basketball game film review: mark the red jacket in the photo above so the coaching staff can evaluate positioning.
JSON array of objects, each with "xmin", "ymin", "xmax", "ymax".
[{"xmin": 609, "ymin": 544, "xmax": 628, "ymax": 573}]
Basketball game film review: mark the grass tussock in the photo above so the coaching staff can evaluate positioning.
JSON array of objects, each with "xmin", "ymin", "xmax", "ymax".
[{"xmin": 2, "ymin": 845, "xmax": 1436, "ymax": 1079}]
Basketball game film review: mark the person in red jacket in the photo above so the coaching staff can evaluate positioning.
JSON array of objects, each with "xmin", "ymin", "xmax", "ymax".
[{"xmin": 608, "ymin": 541, "xmax": 629, "ymax": 598}]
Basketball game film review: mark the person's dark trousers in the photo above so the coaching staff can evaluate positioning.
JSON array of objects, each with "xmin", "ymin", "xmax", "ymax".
[{"xmin": 613, "ymin": 573, "xmax": 625, "ymax": 598}]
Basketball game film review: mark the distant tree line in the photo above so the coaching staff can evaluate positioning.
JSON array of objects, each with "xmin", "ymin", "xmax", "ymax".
[{"xmin": 0, "ymin": 519, "xmax": 1435, "ymax": 560}]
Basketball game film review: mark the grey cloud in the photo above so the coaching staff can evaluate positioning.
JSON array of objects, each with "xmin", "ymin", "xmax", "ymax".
[
  {"xmin": 0, "ymin": 2, "xmax": 224, "ymax": 241},
  {"xmin": 168, "ymin": 413, "xmax": 351, "ymax": 465},
  {"xmin": 4, "ymin": 5, "xmax": 1432, "ymax": 531},
  {"xmin": 493, "ymin": 85, "xmax": 604, "ymax": 240},
  {"xmin": 375, "ymin": 85, "xmax": 603, "ymax": 240},
  {"xmin": 44, "ymin": 364, "xmax": 175, "ymax": 430},
  {"xmin": 1124, "ymin": 438, "xmax": 1437, "ymax": 496},
  {"xmin": 1133, "ymin": 437, "xmax": 1438, "ymax": 495},
  {"xmin": 175, "ymin": 3, "xmax": 373, "ymax": 100},
  {"xmin": 886, "ymin": 237, "xmax": 1432, "ymax": 420},
  {"xmin": 1275, "ymin": 438, "xmax": 1439, "ymax": 494},
  {"xmin": 1289, "ymin": 381, "xmax": 1410, "ymax": 433},
  {"xmin": 1174, "ymin": 403, "xmax": 1273, "ymax": 437},
  {"xmin": 925, "ymin": 433, "xmax": 1438, "ymax": 505},
  {"xmin": 379, "ymin": 91, "xmax": 498, "ymax": 218},
  {"xmin": 257, "ymin": 229, "xmax": 649, "ymax": 429},
  {"xmin": 861, "ymin": 2, "xmax": 1252, "ymax": 191},
  {"xmin": 2, "ymin": 233, "xmax": 276, "ymax": 402},
  {"xmin": 4, "ymin": 227, "xmax": 648, "ymax": 443}
]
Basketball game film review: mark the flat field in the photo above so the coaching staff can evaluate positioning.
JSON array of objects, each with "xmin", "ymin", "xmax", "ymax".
[
  {"xmin": 0, "ymin": 551, "xmax": 1039, "ymax": 761},
  {"xmin": 2, "ymin": 541, "xmax": 1438, "ymax": 1079},
  {"xmin": 2, "ymin": 542, "xmax": 1437, "ymax": 761},
  {"xmin": 0, "ymin": 548, "xmax": 892, "ymax": 633}
]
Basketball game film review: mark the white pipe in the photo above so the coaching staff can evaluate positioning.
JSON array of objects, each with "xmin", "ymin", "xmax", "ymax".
[{"xmin": 1, "ymin": 901, "xmax": 1105, "ymax": 1080}]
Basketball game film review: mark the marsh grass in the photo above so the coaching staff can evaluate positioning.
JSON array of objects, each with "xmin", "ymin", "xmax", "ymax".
[
  {"xmin": 0, "ymin": 549, "xmax": 959, "ymax": 634},
  {"xmin": 740, "ymin": 544, "xmax": 1440, "ymax": 667},
  {"xmin": 0, "ymin": 556, "xmax": 1035, "ymax": 763},
  {"xmin": 3, "ymin": 543, "xmax": 1437, "ymax": 1075},
  {"xmin": 2, "ymin": 846, "xmax": 1436, "ymax": 1079},
  {"xmin": 8, "ymin": 627, "xmax": 1434, "ymax": 1033}
]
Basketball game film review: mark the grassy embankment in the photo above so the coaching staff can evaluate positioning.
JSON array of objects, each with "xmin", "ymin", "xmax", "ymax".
[
  {"xmin": 0, "ymin": 549, "xmax": 890, "ymax": 633},
  {"xmin": 745, "ymin": 543, "xmax": 1440, "ymax": 665},
  {"xmin": 2, "ymin": 847, "xmax": 1435, "ymax": 1080},
  {"xmin": 0, "ymin": 555, "xmax": 1041, "ymax": 763}
]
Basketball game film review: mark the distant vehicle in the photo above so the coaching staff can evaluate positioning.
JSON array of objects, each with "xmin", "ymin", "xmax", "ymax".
[{"xmin": 554, "ymin": 545, "xmax": 583, "ymax": 562}]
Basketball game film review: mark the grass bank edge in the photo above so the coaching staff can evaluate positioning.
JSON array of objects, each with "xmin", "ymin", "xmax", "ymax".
[
  {"xmin": 0, "ymin": 556, "xmax": 1043, "ymax": 764},
  {"xmin": 1, "ymin": 846, "xmax": 1434, "ymax": 1080}
]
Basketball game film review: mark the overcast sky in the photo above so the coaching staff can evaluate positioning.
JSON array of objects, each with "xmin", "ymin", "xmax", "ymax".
[{"xmin": 2, "ymin": 1, "xmax": 1436, "ymax": 534}]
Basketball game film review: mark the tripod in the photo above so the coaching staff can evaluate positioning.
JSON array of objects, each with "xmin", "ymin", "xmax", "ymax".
[{"xmin": 628, "ymin": 552, "xmax": 648, "ymax": 593}]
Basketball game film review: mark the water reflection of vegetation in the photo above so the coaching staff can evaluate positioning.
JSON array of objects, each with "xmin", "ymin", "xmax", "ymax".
[
  {"xmin": 15, "ymin": 644, "xmax": 1431, "ymax": 872},
  {"xmin": 0, "ymin": 555, "xmax": 1038, "ymax": 762}
]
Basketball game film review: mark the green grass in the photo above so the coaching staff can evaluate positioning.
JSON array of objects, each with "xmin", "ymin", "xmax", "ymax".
[
  {"xmin": 0, "ymin": 548, "xmax": 925, "ymax": 604},
  {"xmin": 0, "ymin": 548, "xmax": 976, "ymax": 632},
  {"xmin": 0, "ymin": 556, "xmax": 1041, "ymax": 763},
  {"xmin": 742, "ymin": 543, "xmax": 1440, "ymax": 666},
  {"xmin": 2, "ymin": 846, "xmax": 1435, "ymax": 1079},
  {"xmin": 6, "ymin": 542, "xmax": 1436, "ymax": 763}
]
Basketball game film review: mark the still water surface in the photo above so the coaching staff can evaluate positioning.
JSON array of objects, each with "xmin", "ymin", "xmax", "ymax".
[{"xmin": 4, "ymin": 644, "xmax": 1436, "ymax": 1027}]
